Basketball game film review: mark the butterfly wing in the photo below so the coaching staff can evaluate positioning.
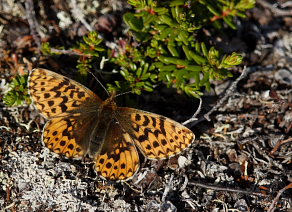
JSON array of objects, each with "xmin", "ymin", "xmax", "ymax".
[
  {"xmin": 116, "ymin": 107, "xmax": 195, "ymax": 160},
  {"xmin": 28, "ymin": 68, "xmax": 102, "ymax": 119},
  {"xmin": 94, "ymin": 120, "xmax": 140, "ymax": 181},
  {"xmin": 29, "ymin": 68, "xmax": 102, "ymax": 158},
  {"xmin": 42, "ymin": 114, "xmax": 98, "ymax": 158}
]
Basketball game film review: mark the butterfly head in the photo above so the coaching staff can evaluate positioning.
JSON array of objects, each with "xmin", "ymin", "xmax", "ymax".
[{"xmin": 103, "ymin": 93, "xmax": 118, "ymax": 110}]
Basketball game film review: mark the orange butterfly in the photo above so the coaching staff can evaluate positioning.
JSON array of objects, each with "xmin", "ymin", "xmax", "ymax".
[{"xmin": 28, "ymin": 68, "xmax": 195, "ymax": 181}]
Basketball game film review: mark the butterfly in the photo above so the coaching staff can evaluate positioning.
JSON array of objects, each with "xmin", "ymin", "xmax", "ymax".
[{"xmin": 28, "ymin": 68, "xmax": 195, "ymax": 181}]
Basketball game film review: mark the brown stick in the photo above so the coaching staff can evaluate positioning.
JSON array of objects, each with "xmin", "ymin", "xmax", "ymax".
[
  {"xmin": 267, "ymin": 183, "xmax": 292, "ymax": 212},
  {"xmin": 269, "ymin": 137, "xmax": 292, "ymax": 155},
  {"xmin": 189, "ymin": 181, "xmax": 266, "ymax": 197},
  {"xmin": 49, "ymin": 48, "xmax": 92, "ymax": 57}
]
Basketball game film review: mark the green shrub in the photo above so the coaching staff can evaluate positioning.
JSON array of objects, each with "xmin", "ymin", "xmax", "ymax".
[
  {"xmin": 4, "ymin": 0, "xmax": 255, "ymax": 106},
  {"xmin": 3, "ymin": 74, "xmax": 30, "ymax": 106},
  {"xmin": 109, "ymin": 0, "xmax": 253, "ymax": 97}
]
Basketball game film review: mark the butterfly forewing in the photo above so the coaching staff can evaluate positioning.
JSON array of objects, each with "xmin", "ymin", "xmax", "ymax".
[
  {"xmin": 29, "ymin": 68, "xmax": 102, "ymax": 119},
  {"xmin": 116, "ymin": 107, "xmax": 195, "ymax": 160}
]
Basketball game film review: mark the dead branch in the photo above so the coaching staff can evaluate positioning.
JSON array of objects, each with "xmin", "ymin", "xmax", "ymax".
[
  {"xmin": 204, "ymin": 66, "xmax": 248, "ymax": 121},
  {"xmin": 49, "ymin": 48, "xmax": 92, "ymax": 57},
  {"xmin": 189, "ymin": 181, "xmax": 266, "ymax": 197},
  {"xmin": 267, "ymin": 183, "xmax": 292, "ymax": 212},
  {"xmin": 257, "ymin": 0, "xmax": 292, "ymax": 17},
  {"xmin": 25, "ymin": 0, "xmax": 42, "ymax": 51},
  {"xmin": 270, "ymin": 137, "xmax": 292, "ymax": 155},
  {"xmin": 70, "ymin": 0, "xmax": 93, "ymax": 31}
]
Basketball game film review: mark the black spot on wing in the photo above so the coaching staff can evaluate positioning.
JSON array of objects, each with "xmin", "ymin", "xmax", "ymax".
[
  {"xmin": 60, "ymin": 104, "xmax": 68, "ymax": 112},
  {"xmin": 44, "ymin": 93, "xmax": 50, "ymax": 98},
  {"xmin": 135, "ymin": 114, "xmax": 141, "ymax": 121},
  {"xmin": 159, "ymin": 117, "xmax": 167, "ymax": 135},
  {"xmin": 77, "ymin": 91, "xmax": 85, "ymax": 99},
  {"xmin": 68, "ymin": 144, "xmax": 74, "ymax": 150},
  {"xmin": 138, "ymin": 134, "xmax": 148, "ymax": 142},
  {"xmin": 153, "ymin": 129, "xmax": 160, "ymax": 137},
  {"xmin": 144, "ymin": 128, "xmax": 151, "ymax": 137},
  {"xmin": 161, "ymin": 139, "xmax": 167, "ymax": 145},
  {"xmin": 132, "ymin": 124, "xmax": 139, "ymax": 132},
  {"xmin": 151, "ymin": 116, "xmax": 156, "ymax": 127},
  {"xmin": 106, "ymin": 163, "xmax": 112, "ymax": 169},
  {"xmin": 54, "ymin": 91, "xmax": 61, "ymax": 98},
  {"xmin": 153, "ymin": 141, "xmax": 159, "ymax": 148},
  {"xmin": 48, "ymin": 101, "xmax": 54, "ymax": 106},
  {"xmin": 142, "ymin": 115, "xmax": 150, "ymax": 126},
  {"xmin": 99, "ymin": 158, "xmax": 105, "ymax": 164}
]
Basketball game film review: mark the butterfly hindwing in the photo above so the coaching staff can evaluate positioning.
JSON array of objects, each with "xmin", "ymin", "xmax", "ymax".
[
  {"xmin": 42, "ymin": 114, "xmax": 98, "ymax": 158},
  {"xmin": 95, "ymin": 121, "xmax": 140, "ymax": 181}
]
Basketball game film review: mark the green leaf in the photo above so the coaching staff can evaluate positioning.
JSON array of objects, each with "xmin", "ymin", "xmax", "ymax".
[
  {"xmin": 169, "ymin": 0, "xmax": 185, "ymax": 7},
  {"xmin": 124, "ymin": 13, "xmax": 144, "ymax": 31},
  {"xmin": 177, "ymin": 31, "xmax": 189, "ymax": 45},
  {"xmin": 159, "ymin": 15, "xmax": 178, "ymax": 27},
  {"xmin": 185, "ymin": 65, "xmax": 201, "ymax": 72},
  {"xmin": 167, "ymin": 44, "xmax": 180, "ymax": 57},
  {"xmin": 223, "ymin": 16, "xmax": 237, "ymax": 30},
  {"xmin": 158, "ymin": 56, "xmax": 189, "ymax": 66},
  {"xmin": 189, "ymin": 50, "xmax": 207, "ymax": 64}
]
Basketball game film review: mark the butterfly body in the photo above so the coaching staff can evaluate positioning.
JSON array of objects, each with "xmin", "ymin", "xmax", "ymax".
[
  {"xmin": 29, "ymin": 68, "xmax": 195, "ymax": 181},
  {"xmin": 87, "ymin": 97, "xmax": 118, "ymax": 157}
]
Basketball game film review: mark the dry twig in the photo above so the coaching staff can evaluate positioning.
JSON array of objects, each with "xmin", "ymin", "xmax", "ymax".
[
  {"xmin": 70, "ymin": 0, "xmax": 93, "ymax": 31},
  {"xmin": 183, "ymin": 98, "xmax": 202, "ymax": 126},
  {"xmin": 204, "ymin": 66, "xmax": 247, "ymax": 121},
  {"xmin": 49, "ymin": 48, "xmax": 92, "ymax": 57},
  {"xmin": 189, "ymin": 181, "xmax": 266, "ymax": 197},
  {"xmin": 25, "ymin": 0, "xmax": 42, "ymax": 51},
  {"xmin": 267, "ymin": 183, "xmax": 292, "ymax": 212},
  {"xmin": 270, "ymin": 137, "xmax": 292, "ymax": 155},
  {"xmin": 188, "ymin": 66, "xmax": 248, "ymax": 128},
  {"xmin": 162, "ymin": 174, "xmax": 174, "ymax": 202},
  {"xmin": 257, "ymin": 0, "xmax": 292, "ymax": 17}
]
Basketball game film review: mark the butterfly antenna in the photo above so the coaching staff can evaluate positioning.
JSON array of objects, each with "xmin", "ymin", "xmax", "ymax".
[
  {"xmin": 87, "ymin": 70, "xmax": 110, "ymax": 97},
  {"xmin": 115, "ymin": 91, "xmax": 133, "ymax": 98}
]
